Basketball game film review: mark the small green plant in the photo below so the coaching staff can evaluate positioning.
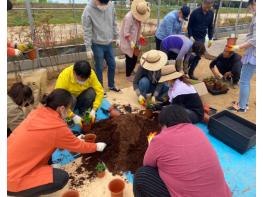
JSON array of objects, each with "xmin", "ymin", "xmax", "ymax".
[
  {"xmin": 95, "ymin": 162, "xmax": 106, "ymax": 172},
  {"xmin": 83, "ymin": 108, "xmax": 92, "ymax": 124},
  {"xmin": 146, "ymin": 100, "xmax": 153, "ymax": 109},
  {"xmin": 27, "ymin": 42, "xmax": 34, "ymax": 49}
]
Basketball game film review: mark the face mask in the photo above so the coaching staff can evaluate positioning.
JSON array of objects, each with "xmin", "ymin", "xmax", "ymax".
[
  {"xmin": 77, "ymin": 80, "xmax": 86, "ymax": 85},
  {"xmin": 97, "ymin": 5, "xmax": 108, "ymax": 11},
  {"xmin": 178, "ymin": 17, "xmax": 183, "ymax": 22},
  {"xmin": 59, "ymin": 107, "xmax": 69, "ymax": 120}
]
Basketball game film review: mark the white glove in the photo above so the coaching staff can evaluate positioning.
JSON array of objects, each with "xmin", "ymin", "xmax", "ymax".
[
  {"xmin": 86, "ymin": 50, "xmax": 94, "ymax": 59},
  {"xmin": 77, "ymin": 134, "xmax": 85, "ymax": 141},
  {"xmin": 96, "ymin": 142, "xmax": 107, "ymax": 152},
  {"xmin": 231, "ymin": 45, "xmax": 240, "ymax": 51},
  {"xmin": 190, "ymin": 37, "xmax": 195, "ymax": 42},
  {"xmin": 138, "ymin": 95, "xmax": 146, "ymax": 105},
  {"xmin": 130, "ymin": 41, "xmax": 135, "ymax": 49},
  {"xmin": 90, "ymin": 109, "xmax": 96, "ymax": 123},
  {"xmin": 151, "ymin": 96, "xmax": 156, "ymax": 104},
  {"xmin": 115, "ymin": 39, "xmax": 120, "ymax": 47},
  {"xmin": 15, "ymin": 49, "xmax": 22, "ymax": 56},
  {"xmin": 72, "ymin": 115, "xmax": 83, "ymax": 126}
]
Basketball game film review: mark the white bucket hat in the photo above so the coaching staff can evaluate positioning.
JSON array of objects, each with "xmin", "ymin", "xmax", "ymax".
[
  {"xmin": 159, "ymin": 64, "xmax": 183, "ymax": 83},
  {"xmin": 131, "ymin": 0, "xmax": 151, "ymax": 22}
]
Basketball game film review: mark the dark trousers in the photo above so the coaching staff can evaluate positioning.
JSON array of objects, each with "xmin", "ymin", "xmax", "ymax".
[
  {"xmin": 187, "ymin": 55, "xmax": 201, "ymax": 77},
  {"xmin": 216, "ymin": 62, "xmax": 241, "ymax": 84},
  {"xmin": 133, "ymin": 166, "xmax": 171, "ymax": 197},
  {"xmin": 185, "ymin": 108, "xmax": 200, "ymax": 124},
  {"xmin": 155, "ymin": 36, "xmax": 162, "ymax": 50},
  {"xmin": 167, "ymin": 51, "xmax": 178, "ymax": 60},
  {"xmin": 7, "ymin": 168, "xmax": 69, "ymax": 197},
  {"xmin": 72, "ymin": 88, "xmax": 96, "ymax": 115},
  {"xmin": 125, "ymin": 54, "xmax": 138, "ymax": 77}
]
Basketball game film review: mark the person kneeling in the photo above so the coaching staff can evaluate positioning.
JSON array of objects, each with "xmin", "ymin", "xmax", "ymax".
[
  {"xmin": 210, "ymin": 49, "xmax": 242, "ymax": 89},
  {"xmin": 133, "ymin": 50, "xmax": 169, "ymax": 105},
  {"xmin": 133, "ymin": 105, "xmax": 232, "ymax": 197},
  {"xmin": 7, "ymin": 89, "xmax": 107, "ymax": 196},
  {"xmin": 55, "ymin": 60, "xmax": 104, "ymax": 123}
]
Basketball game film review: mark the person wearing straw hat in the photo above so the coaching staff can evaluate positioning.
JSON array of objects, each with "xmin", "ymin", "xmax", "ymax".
[
  {"xmin": 155, "ymin": 5, "xmax": 190, "ymax": 50},
  {"xmin": 120, "ymin": 0, "xmax": 150, "ymax": 82},
  {"xmin": 133, "ymin": 50, "xmax": 169, "ymax": 105},
  {"xmin": 150, "ymin": 65, "xmax": 204, "ymax": 123}
]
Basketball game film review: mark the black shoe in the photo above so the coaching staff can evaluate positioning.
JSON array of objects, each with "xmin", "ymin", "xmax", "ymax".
[
  {"xmin": 109, "ymin": 87, "xmax": 121, "ymax": 92},
  {"xmin": 189, "ymin": 74, "xmax": 198, "ymax": 80}
]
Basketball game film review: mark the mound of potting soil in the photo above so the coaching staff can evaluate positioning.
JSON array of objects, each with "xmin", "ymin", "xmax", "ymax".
[{"xmin": 70, "ymin": 113, "xmax": 161, "ymax": 187}]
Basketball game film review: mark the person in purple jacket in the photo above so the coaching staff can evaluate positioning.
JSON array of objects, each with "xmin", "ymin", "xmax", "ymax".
[
  {"xmin": 133, "ymin": 105, "xmax": 232, "ymax": 197},
  {"xmin": 160, "ymin": 35, "xmax": 206, "ymax": 79}
]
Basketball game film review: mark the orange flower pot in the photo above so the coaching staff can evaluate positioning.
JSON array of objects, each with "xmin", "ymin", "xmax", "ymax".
[
  {"xmin": 27, "ymin": 49, "xmax": 37, "ymax": 60},
  {"xmin": 108, "ymin": 179, "xmax": 125, "ymax": 197},
  {"xmin": 61, "ymin": 190, "xmax": 79, "ymax": 197},
  {"xmin": 96, "ymin": 170, "xmax": 106, "ymax": 178},
  {"xmin": 84, "ymin": 134, "xmax": 97, "ymax": 143}
]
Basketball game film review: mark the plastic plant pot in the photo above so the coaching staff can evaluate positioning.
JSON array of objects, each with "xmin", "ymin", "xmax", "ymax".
[
  {"xmin": 108, "ymin": 179, "xmax": 125, "ymax": 197},
  {"xmin": 96, "ymin": 170, "xmax": 106, "ymax": 178},
  {"xmin": 84, "ymin": 134, "xmax": 97, "ymax": 143},
  {"xmin": 27, "ymin": 49, "xmax": 37, "ymax": 60},
  {"xmin": 227, "ymin": 37, "xmax": 237, "ymax": 46},
  {"xmin": 61, "ymin": 190, "xmax": 79, "ymax": 197}
]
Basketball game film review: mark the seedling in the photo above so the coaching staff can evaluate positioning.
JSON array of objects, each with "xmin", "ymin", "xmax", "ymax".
[
  {"xmin": 146, "ymin": 100, "xmax": 153, "ymax": 109},
  {"xmin": 65, "ymin": 117, "xmax": 74, "ymax": 127},
  {"xmin": 95, "ymin": 162, "xmax": 106, "ymax": 172},
  {"xmin": 82, "ymin": 108, "xmax": 92, "ymax": 125},
  {"xmin": 27, "ymin": 42, "xmax": 34, "ymax": 49}
]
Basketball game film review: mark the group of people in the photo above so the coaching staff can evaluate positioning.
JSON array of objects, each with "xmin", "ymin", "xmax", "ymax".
[{"xmin": 7, "ymin": 0, "xmax": 256, "ymax": 196}]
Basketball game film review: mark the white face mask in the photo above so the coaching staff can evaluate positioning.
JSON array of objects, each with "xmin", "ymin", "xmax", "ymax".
[
  {"xmin": 77, "ymin": 80, "xmax": 86, "ymax": 85},
  {"xmin": 97, "ymin": 4, "xmax": 108, "ymax": 11},
  {"xmin": 58, "ymin": 107, "xmax": 68, "ymax": 120}
]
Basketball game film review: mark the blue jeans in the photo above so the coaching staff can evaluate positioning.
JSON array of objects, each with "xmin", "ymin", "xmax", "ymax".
[
  {"xmin": 238, "ymin": 63, "xmax": 256, "ymax": 109},
  {"xmin": 138, "ymin": 77, "xmax": 169, "ymax": 100},
  {"xmin": 91, "ymin": 43, "xmax": 116, "ymax": 88}
]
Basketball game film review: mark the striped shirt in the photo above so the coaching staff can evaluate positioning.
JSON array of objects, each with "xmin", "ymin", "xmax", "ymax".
[{"xmin": 242, "ymin": 15, "xmax": 256, "ymax": 65}]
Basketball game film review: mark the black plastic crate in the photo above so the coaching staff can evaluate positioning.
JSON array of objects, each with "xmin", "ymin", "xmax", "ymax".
[{"xmin": 208, "ymin": 110, "xmax": 256, "ymax": 154}]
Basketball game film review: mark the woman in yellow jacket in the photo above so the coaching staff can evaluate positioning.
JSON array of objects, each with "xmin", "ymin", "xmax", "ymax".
[
  {"xmin": 8, "ymin": 89, "xmax": 107, "ymax": 196},
  {"xmin": 55, "ymin": 60, "xmax": 104, "ymax": 124}
]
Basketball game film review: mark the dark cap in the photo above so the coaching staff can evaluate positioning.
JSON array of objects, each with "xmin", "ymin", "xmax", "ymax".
[{"xmin": 180, "ymin": 5, "xmax": 190, "ymax": 21}]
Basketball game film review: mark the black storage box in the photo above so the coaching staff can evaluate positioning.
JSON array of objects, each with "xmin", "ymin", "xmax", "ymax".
[{"xmin": 208, "ymin": 110, "xmax": 256, "ymax": 154}]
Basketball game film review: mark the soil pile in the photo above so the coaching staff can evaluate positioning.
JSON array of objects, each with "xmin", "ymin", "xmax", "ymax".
[{"xmin": 70, "ymin": 113, "xmax": 161, "ymax": 187}]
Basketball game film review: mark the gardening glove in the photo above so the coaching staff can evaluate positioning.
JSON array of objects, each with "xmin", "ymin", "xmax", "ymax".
[
  {"xmin": 14, "ymin": 49, "xmax": 22, "ymax": 56},
  {"xmin": 86, "ymin": 50, "xmax": 94, "ymax": 60},
  {"xmin": 214, "ymin": 73, "xmax": 222, "ymax": 80},
  {"xmin": 138, "ymin": 95, "xmax": 146, "ymax": 105},
  {"xmin": 90, "ymin": 109, "xmax": 96, "ymax": 123},
  {"xmin": 17, "ymin": 43, "xmax": 28, "ymax": 52},
  {"xmin": 77, "ymin": 134, "xmax": 85, "ymax": 141},
  {"xmin": 190, "ymin": 37, "xmax": 195, "ymax": 42},
  {"xmin": 229, "ymin": 45, "xmax": 240, "ymax": 52},
  {"xmin": 151, "ymin": 96, "xmax": 156, "ymax": 104},
  {"xmin": 96, "ymin": 142, "xmax": 107, "ymax": 152},
  {"xmin": 115, "ymin": 39, "xmax": 120, "ymax": 47},
  {"xmin": 130, "ymin": 41, "xmax": 135, "ymax": 49},
  {"xmin": 208, "ymin": 40, "xmax": 213, "ymax": 48},
  {"xmin": 72, "ymin": 114, "xmax": 83, "ymax": 127},
  {"xmin": 224, "ymin": 71, "xmax": 233, "ymax": 79}
]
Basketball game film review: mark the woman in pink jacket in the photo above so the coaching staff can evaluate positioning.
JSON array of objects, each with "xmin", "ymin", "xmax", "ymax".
[
  {"xmin": 8, "ymin": 89, "xmax": 107, "ymax": 196},
  {"xmin": 119, "ymin": 0, "xmax": 150, "ymax": 81},
  {"xmin": 133, "ymin": 104, "xmax": 232, "ymax": 197}
]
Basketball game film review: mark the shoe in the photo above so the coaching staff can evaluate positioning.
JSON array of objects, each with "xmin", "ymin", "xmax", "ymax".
[
  {"xmin": 232, "ymin": 83, "xmax": 238, "ymax": 89},
  {"xmin": 104, "ymin": 92, "xmax": 107, "ymax": 97},
  {"xmin": 231, "ymin": 101, "xmax": 249, "ymax": 110},
  {"xmin": 227, "ymin": 103, "xmax": 247, "ymax": 112},
  {"xmin": 189, "ymin": 74, "xmax": 198, "ymax": 80},
  {"xmin": 109, "ymin": 87, "xmax": 121, "ymax": 92},
  {"xmin": 126, "ymin": 76, "xmax": 134, "ymax": 82}
]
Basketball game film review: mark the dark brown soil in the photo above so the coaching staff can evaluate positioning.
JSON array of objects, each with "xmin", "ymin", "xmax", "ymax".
[{"xmin": 70, "ymin": 113, "xmax": 161, "ymax": 187}]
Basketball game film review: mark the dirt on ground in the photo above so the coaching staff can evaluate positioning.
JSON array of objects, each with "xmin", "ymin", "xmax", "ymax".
[{"xmin": 69, "ymin": 113, "xmax": 161, "ymax": 188}]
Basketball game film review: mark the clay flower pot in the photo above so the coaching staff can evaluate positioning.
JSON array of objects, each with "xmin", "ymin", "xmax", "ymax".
[
  {"xmin": 84, "ymin": 134, "xmax": 97, "ymax": 143},
  {"xmin": 96, "ymin": 170, "xmax": 106, "ymax": 178},
  {"xmin": 144, "ymin": 109, "xmax": 153, "ymax": 118},
  {"xmin": 82, "ymin": 122, "xmax": 92, "ymax": 133},
  {"xmin": 61, "ymin": 190, "xmax": 79, "ymax": 197},
  {"xmin": 108, "ymin": 179, "xmax": 125, "ymax": 197},
  {"xmin": 26, "ymin": 49, "xmax": 37, "ymax": 60}
]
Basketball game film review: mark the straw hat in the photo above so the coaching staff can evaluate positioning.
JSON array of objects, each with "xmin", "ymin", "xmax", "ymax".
[
  {"xmin": 131, "ymin": 0, "xmax": 150, "ymax": 22},
  {"xmin": 140, "ymin": 50, "xmax": 168, "ymax": 71},
  {"xmin": 159, "ymin": 64, "xmax": 183, "ymax": 83}
]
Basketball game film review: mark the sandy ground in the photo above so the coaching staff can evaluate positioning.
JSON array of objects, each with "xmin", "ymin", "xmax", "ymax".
[{"xmin": 43, "ymin": 35, "xmax": 255, "ymax": 196}]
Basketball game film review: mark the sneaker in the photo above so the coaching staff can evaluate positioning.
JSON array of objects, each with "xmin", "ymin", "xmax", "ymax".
[
  {"xmin": 109, "ymin": 87, "xmax": 121, "ymax": 92},
  {"xmin": 104, "ymin": 92, "xmax": 107, "ymax": 98},
  {"xmin": 231, "ymin": 101, "xmax": 249, "ymax": 110},
  {"xmin": 227, "ymin": 105, "xmax": 247, "ymax": 113},
  {"xmin": 189, "ymin": 74, "xmax": 198, "ymax": 80},
  {"xmin": 232, "ymin": 83, "xmax": 238, "ymax": 89}
]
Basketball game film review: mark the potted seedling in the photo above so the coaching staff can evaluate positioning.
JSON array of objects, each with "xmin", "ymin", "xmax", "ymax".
[
  {"xmin": 61, "ymin": 190, "xmax": 79, "ymax": 197},
  {"xmin": 65, "ymin": 117, "xmax": 74, "ymax": 128},
  {"xmin": 95, "ymin": 162, "xmax": 106, "ymax": 178},
  {"xmin": 108, "ymin": 178, "xmax": 125, "ymax": 197},
  {"xmin": 25, "ymin": 42, "xmax": 37, "ymax": 60},
  {"xmin": 144, "ymin": 100, "xmax": 154, "ymax": 118},
  {"xmin": 133, "ymin": 43, "xmax": 141, "ymax": 57},
  {"xmin": 84, "ymin": 133, "xmax": 97, "ymax": 143},
  {"xmin": 82, "ymin": 108, "xmax": 93, "ymax": 133}
]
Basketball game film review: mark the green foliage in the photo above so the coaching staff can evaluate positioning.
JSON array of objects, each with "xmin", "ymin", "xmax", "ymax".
[
  {"xmin": 95, "ymin": 162, "xmax": 106, "ymax": 172},
  {"xmin": 83, "ymin": 108, "xmax": 92, "ymax": 124},
  {"xmin": 27, "ymin": 42, "xmax": 34, "ymax": 49}
]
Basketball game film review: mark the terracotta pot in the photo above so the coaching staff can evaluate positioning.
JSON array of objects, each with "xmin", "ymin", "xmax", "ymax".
[
  {"xmin": 110, "ymin": 109, "xmax": 121, "ymax": 118},
  {"xmin": 96, "ymin": 170, "xmax": 106, "ymax": 178},
  {"xmin": 144, "ymin": 109, "xmax": 153, "ymax": 118},
  {"xmin": 61, "ymin": 190, "xmax": 79, "ymax": 197},
  {"xmin": 82, "ymin": 123, "xmax": 92, "ymax": 133},
  {"xmin": 27, "ymin": 49, "xmax": 37, "ymax": 60},
  {"xmin": 227, "ymin": 37, "xmax": 237, "ymax": 46},
  {"xmin": 133, "ymin": 48, "xmax": 140, "ymax": 57},
  {"xmin": 84, "ymin": 134, "xmax": 97, "ymax": 143},
  {"xmin": 108, "ymin": 179, "xmax": 125, "ymax": 197}
]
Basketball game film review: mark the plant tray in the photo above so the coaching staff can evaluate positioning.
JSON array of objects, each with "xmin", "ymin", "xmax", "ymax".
[{"xmin": 208, "ymin": 110, "xmax": 256, "ymax": 154}]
